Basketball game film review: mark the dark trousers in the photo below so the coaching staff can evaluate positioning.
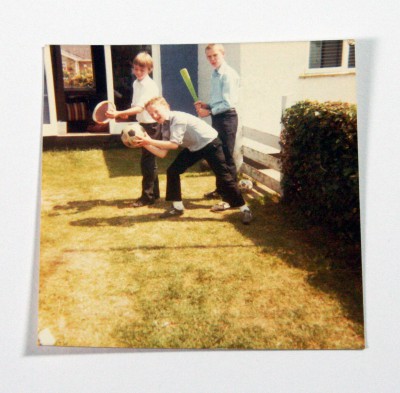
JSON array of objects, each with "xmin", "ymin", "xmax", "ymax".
[
  {"xmin": 139, "ymin": 122, "xmax": 162, "ymax": 202},
  {"xmin": 211, "ymin": 109, "xmax": 238, "ymax": 192},
  {"xmin": 166, "ymin": 138, "xmax": 245, "ymax": 208}
]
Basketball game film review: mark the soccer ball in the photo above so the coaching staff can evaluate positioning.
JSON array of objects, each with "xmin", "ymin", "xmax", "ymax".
[
  {"xmin": 238, "ymin": 179, "xmax": 253, "ymax": 192},
  {"xmin": 121, "ymin": 123, "xmax": 146, "ymax": 148}
]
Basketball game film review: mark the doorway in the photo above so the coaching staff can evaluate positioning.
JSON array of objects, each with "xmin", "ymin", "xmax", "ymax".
[{"xmin": 51, "ymin": 45, "xmax": 108, "ymax": 133}]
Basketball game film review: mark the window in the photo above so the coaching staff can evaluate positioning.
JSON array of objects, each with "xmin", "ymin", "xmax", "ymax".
[
  {"xmin": 309, "ymin": 41, "xmax": 343, "ymax": 68},
  {"xmin": 348, "ymin": 41, "xmax": 356, "ymax": 68},
  {"xmin": 307, "ymin": 40, "xmax": 356, "ymax": 74},
  {"xmin": 61, "ymin": 45, "xmax": 95, "ymax": 89}
]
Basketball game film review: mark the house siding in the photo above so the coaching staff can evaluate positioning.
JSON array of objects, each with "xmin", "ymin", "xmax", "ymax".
[{"xmin": 239, "ymin": 41, "xmax": 357, "ymax": 136}]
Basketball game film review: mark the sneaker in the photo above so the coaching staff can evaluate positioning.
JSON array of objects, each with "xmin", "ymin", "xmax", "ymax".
[
  {"xmin": 204, "ymin": 190, "xmax": 220, "ymax": 199},
  {"xmin": 132, "ymin": 199, "xmax": 154, "ymax": 208},
  {"xmin": 210, "ymin": 202, "xmax": 231, "ymax": 212},
  {"xmin": 159, "ymin": 207, "xmax": 184, "ymax": 218},
  {"xmin": 241, "ymin": 209, "xmax": 253, "ymax": 225}
]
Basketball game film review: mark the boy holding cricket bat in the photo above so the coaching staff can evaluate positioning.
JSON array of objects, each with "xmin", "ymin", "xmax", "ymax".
[
  {"xmin": 106, "ymin": 52, "xmax": 161, "ymax": 207},
  {"xmin": 134, "ymin": 97, "xmax": 253, "ymax": 225},
  {"xmin": 195, "ymin": 44, "xmax": 240, "ymax": 211}
]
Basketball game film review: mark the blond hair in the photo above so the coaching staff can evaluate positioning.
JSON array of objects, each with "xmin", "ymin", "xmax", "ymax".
[
  {"xmin": 205, "ymin": 44, "xmax": 225, "ymax": 54},
  {"xmin": 145, "ymin": 96, "xmax": 170, "ymax": 110},
  {"xmin": 133, "ymin": 51, "xmax": 153, "ymax": 72}
]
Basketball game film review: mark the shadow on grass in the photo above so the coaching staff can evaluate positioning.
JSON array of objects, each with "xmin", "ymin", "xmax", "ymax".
[
  {"xmin": 64, "ymin": 244, "xmax": 259, "ymax": 253},
  {"xmin": 227, "ymin": 197, "xmax": 364, "ymax": 327},
  {"xmin": 53, "ymin": 197, "xmax": 212, "ymax": 215},
  {"xmin": 69, "ymin": 213, "xmax": 225, "ymax": 227},
  {"xmin": 102, "ymin": 148, "xmax": 211, "ymax": 178},
  {"xmin": 54, "ymin": 199, "xmax": 137, "ymax": 214}
]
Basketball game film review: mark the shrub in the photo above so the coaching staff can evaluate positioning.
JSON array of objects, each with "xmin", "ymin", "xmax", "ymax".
[{"xmin": 280, "ymin": 100, "xmax": 360, "ymax": 241}]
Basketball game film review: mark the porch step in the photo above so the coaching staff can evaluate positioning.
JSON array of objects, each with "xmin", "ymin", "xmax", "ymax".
[
  {"xmin": 243, "ymin": 178, "xmax": 279, "ymax": 201},
  {"xmin": 43, "ymin": 133, "xmax": 123, "ymax": 150},
  {"xmin": 241, "ymin": 162, "xmax": 282, "ymax": 194},
  {"xmin": 242, "ymin": 138, "xmax": 281, "ymax": 171}
]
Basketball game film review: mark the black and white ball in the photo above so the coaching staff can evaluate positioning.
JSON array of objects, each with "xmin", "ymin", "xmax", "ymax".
[
  {"xmin": 238, "ymin": 179, "xmax": 253, "ymax": 192},
  {"xmin": 121, "ymin": 123, "xmax": 146, "ymax": 148}
]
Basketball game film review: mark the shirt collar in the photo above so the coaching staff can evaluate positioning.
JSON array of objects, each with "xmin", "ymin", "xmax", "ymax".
[
  {"xmin": 214, "ymin": 61, "xmax": 228, "ymax": 76},
  {"xmin": 137, "ymin": 74, "xmax": 151, "ymax": 84},
  {"xmin": 162, "ymin": 112, "xmax": 172, "ymax": 127}
]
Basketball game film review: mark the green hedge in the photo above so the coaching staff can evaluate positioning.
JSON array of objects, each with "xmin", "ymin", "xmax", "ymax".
[{"xmin": 280, "ymin": 100, "xmax": 360, "ymax": 240}]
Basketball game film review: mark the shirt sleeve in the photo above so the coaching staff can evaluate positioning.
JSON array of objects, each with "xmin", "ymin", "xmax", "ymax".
[{"xmin": 169, "ymin": 121, "xmax": 186, "ymax": 145}]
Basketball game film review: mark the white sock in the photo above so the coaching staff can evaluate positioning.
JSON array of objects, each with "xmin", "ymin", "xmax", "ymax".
[
  {"xmin": 172, "ymin": 201, "xmax": 184, "ymax": 210},
  {"xmin": 239, "ymin": 205, "xmax": 250, "ymax": 212}
]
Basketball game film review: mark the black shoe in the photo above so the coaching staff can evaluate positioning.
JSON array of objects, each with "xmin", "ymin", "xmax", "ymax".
[
  {"xmin": 132, "ymin": 199, "xmax": 154, "ymax": 208},
  {"xmin": 159, "ymin": 207, "xmax": 184, "ymax": 218},
  {"xmin": 204, "ymin": 190, "xmax": 220, "ymax": 199}
]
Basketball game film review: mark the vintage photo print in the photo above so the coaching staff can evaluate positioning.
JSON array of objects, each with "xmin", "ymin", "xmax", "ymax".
[{"xmin": 39, "ymin": 41, "xmax": 363, "ymax": 349}]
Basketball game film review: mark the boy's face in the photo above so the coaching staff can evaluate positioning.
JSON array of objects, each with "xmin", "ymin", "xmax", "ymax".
[
  {"xmin": 206, "ymin": 48, "xmax": 224, "ymax": 69},
  {"xmin": 132, "ymin": 64, "xmax": 150, "ymax": 81},
  {"xmin": 146, "ymin": 103, "xmax": 170, "ymax": 124}
]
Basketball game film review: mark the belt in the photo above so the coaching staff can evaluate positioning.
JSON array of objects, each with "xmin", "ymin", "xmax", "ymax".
[{"xmin": 212, "ymin": 108, "xmax": 237, "ymax": 117}]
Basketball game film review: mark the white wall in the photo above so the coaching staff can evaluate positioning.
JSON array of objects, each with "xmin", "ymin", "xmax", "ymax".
[{"xmin": 239, "ymin": 41, "xmax": 357, "ymax": 136}]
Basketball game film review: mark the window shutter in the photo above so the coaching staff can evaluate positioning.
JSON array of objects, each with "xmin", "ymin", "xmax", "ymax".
[{"xmin": 309, "ymin": 40, "xmax": 343, "ymax": 68}]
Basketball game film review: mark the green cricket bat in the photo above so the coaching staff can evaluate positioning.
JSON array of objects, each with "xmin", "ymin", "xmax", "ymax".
[{"xmin": 180, "ymin": 68, "xmax": 199, "ymax": 102}]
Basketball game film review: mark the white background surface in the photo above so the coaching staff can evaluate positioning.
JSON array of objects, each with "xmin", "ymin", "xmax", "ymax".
[{"xmin": 1, "ymin": 1, "xmax": 399, "ymax": 392}]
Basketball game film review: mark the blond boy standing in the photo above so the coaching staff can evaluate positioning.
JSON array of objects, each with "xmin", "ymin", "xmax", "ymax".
[
  {"xmin": 106, "ymin": 52, "xmax": 161, "ymax": 207},
  {"xmin": 195, "ymin": 44, "xmax": 240, "ymax": 211}
]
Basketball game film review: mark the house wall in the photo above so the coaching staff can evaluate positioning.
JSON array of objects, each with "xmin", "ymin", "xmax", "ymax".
[{"xmin": 240, "ymin": 41, "xmax": 357, "ymax": 136}]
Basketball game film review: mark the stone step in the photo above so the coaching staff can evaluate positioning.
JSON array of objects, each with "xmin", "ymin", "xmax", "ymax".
[
  {"xmin": 43, "ymin": 133, "xmax": 123, "ymax": 150},
  {"xmin": 242, "ymin": 139, "xmax": 281, "ymax": 171},
  {"xmin": 241, "ymin": 162, "xmax": 282, "ymax": 194}
]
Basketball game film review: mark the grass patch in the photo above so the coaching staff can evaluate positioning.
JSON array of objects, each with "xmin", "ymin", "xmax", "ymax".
[{"xmin": 39, "ymin": 148, "xmax": 364, "ymax": 349}]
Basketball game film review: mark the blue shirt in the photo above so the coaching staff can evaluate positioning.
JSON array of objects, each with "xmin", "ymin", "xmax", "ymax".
[
  {"xmin": 209, "ymin": 61, "xmax": 240, "ymax": 115},
  {"xmin": 162, "ymin": 111, "xmax": 218, "ymax": 152}
]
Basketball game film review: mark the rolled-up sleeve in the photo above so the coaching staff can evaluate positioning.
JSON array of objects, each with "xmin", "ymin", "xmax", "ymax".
[{"xmin": 169, "ymin": 122, "xmax": 186, "ymax": 145}]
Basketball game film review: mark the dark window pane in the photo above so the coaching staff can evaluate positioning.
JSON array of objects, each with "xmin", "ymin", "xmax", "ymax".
[
  {"xmin": 348, "ymin": 43, "xmax": 356, "ymax": 68},
  {"xmin": 309, "ymin": 41, "xmax": 322, "ymax": 68}
]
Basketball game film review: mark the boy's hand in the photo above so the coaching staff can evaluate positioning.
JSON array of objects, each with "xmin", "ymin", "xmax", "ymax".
[
  {"xmin": 194, "ymin": 101, "xmax": 211, "ymax": 117},
  {"xmin": 194, "ymin": 100, "xmax": 207, "ymax": 110},
  {"xmin": 133, "ymin": 133, "xmax": 151, "ymax": 147},
  {"xmin": 105, "ymin": 108, "xmax": 119, "ymax": 119},
  {"xmin": 196, "ymin": 107, "xmax": 211, "ymax": 118}
]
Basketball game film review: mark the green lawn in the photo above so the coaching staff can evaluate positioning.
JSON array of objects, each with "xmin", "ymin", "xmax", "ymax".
[{"xmin": 39, "ymin": 147, "xmax": 364, "ymax": 349}]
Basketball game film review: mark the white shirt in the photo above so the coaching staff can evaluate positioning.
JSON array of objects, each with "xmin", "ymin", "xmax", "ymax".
[
  {"xmin": 162, "ymin": 111, "xmax": 218, "ymax": 152},
  {"xmin": 131, "ymin": 75, "xmax": 159, "ymax": 124}
]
